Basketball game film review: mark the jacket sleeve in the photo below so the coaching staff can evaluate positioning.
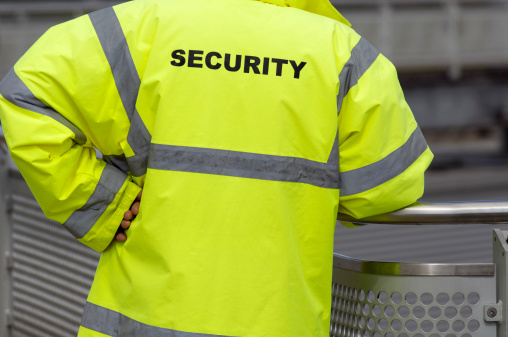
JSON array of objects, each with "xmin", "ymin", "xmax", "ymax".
[
  {"xmin": 0, "ymin": 11, "xmax": 143, "ymax": 252},
  {"xmin": 335, "ymin": 26, "xmax": 434, "ymax": 219}
]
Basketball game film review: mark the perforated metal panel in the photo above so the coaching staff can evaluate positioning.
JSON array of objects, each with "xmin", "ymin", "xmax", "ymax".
[
  {"xmin": 7, "ymin": 171, "xmax": 100, "ymax": 337},
  {"xmin": 330, "ymin": 260, "xmax": 497, "ymax": 337}
]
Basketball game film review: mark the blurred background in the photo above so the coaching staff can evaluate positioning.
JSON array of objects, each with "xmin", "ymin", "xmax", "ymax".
[
  {"xmin": 2, "ymin": 0, "xmax": 507, "ymax": 201},
  {"xmin": 0, "ymin": 0, "xmax": 507, "ymax": 336}
]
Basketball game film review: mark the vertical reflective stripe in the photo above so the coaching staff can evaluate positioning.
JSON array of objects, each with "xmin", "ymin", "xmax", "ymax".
[
  {"xmin": 82, "ymin": 302, "xmax": 237, "ymax": 337},
  {"xmin": 149, "ymin": 144, "xmax": 340, "ymax": 189},
  {"xmin": 89, "ymin": 8, "xmax": 139, "ymax": 121},
  {"xmin": 339, "ymin": 126, "xmax": 428, "ymax": 197},
  {"xmin": 126, "ymin": 110, "xmax": 151, "ymax": 176},
  {"xmin": 0, "ymin": 68, "xmax": 87, "ymax": 145},
  {"xmin": 327, "ymin": 130, "xmax": 339, "ymax": 167},
  {"xmin": 337, "ymin": 38, "xmax": 380, "ymax": 113},
  {"xmin": 64, "ymin": 164, "xmax": 126, "ymax": 238},
  {"xmin": 89, "ymin": 7, "xmax": 151, "ymax": 177}
]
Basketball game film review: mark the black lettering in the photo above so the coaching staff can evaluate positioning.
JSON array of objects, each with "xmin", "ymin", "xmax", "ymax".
[
  {"xmin": 262, "ymin": 57, "xmax": 270, "ymax": 75},
  {"xmin": 205, "ymin": 52, "xmax": 222, "ymax": 70},
  {"xmin": 290, "ymin": 60, "xmax": 307, "ymax": 79},
  {"xmin": 224, "ymin": 54, "xmax": 242, "ymax": 72},
  {"xmin": 244, "ymin": 56, "xmax": 261, "ymax": 74},
  {"xmin": 271, "ymin": 58, "xmax": 289, "ymax": 77},
  {"xmin": 188, "ymin": 50, "xmax": 204, "ymax": 68},
  {"xmin": 171, "ymin": 49, "xmax": 186, "ymax": 66}
]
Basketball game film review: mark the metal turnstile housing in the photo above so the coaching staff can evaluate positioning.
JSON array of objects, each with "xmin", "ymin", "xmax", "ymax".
[{"xmin": 330, "ymin": 229, "xmax": 508, "ymax": 337}]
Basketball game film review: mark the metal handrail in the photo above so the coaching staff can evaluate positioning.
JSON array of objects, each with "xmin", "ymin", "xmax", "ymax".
[
  {"xmin": 333, "ymin": 253, "xmax": 495, "ymax": 275},
  {"xmin": 337, "ymin": 201, "xmax": 508, "ymax": 225}
]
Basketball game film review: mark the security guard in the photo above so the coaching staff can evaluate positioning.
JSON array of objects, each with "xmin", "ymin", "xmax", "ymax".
[{"xmin": 0, "ymin": 0, "xmax": 433, "ymax": 336}]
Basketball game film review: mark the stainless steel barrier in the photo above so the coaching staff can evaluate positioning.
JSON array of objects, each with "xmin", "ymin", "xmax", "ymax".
[{"xmin": 333, "ymin": 202, "xmax": 508, "ymax": 337}]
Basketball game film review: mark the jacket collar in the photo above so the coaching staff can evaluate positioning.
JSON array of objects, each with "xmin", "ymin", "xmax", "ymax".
[{"xmin": 258, "ymin": 0, "xmax": 351, "ymax": 27}]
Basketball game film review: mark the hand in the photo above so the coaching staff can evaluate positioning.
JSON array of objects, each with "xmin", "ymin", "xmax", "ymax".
[{"xmin": 115, "ymin": 190, "xmax": 142, "ymax": 242}]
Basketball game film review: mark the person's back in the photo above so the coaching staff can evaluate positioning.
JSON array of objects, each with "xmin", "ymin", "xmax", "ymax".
[{"xmin": 0, "ymin": 0, "xmax": 433, "ymax": 336}]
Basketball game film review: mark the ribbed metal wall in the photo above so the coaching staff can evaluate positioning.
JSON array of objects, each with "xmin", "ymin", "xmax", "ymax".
[{"xmin": 6, "ymin": 170, "xmax": 100, "ymax": 337}]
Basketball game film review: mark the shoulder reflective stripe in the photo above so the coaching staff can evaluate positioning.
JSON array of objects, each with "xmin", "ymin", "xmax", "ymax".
[
  {"xmin": 82, "ymin": 302, "xmax": 236, "ymax": 337},
  {"xmin": 337, "ymin": 38, "xmax": 380, "ymax": 113},
  {"xmin": 149, "ymin": 143, "xmax": 339, "ymax": 189},
  {"xmin": 0, "ymin": 69, "xmax": 87, "ymax": 145},
  {"xmin": 89, "ymin": 8, "xmax": 151, "ymax": 177},
  {"xmin": 64, "ymin": 164, "xmax": 126, "ymax": 238},
  {"xmin": 89, "ymin": 8, "xmax": 139, "ymax": 121},
  {"xmin": 339, "ymin": 126, "xmax": 428, "ymax": 197}
]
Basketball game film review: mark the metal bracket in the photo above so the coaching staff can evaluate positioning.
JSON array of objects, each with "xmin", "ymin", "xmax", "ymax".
[{"xmin": 485, "ymin": 302, "xmax": 503, "ymax": 322}]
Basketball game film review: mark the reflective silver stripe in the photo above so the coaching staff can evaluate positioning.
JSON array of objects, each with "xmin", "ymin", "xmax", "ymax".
[
  {"xmin": 103, "ymin": 153, "xmax": 130, "ymax": 173},
  {"xmin": 340, "ymin": 126, "xmax": 428, "ymax": 197},
  {"xmin": 82, "ymin": 302, "xmax": 236, "ymax": 337},
  {"xmin": 337, "ymin": 38, "xmax": 380, "ymax": 113},
  {"xmin": 149, "ymin": 144, "xmax": 340, "ymax": 189},
  {"xmin": 0, "ymin": 68, "xmax": 87, "ymax": 145},
  {"xmin": 90, "ymin": 7, "xmax": 151, "ymax": 177},
  {"xmin": 89, "ymin": 8, "xmax": 139, "ymax": 121},
  {"xmin": 64, "ymin": 164, "xmax": 126, "ymax": 238},
  {"xmin": 327, "ymin": 130, "xmax": 339, "ymax": 166},
  {"xmin": 126, "ymin": 110, "xmax": 151, "ymax": 176}
]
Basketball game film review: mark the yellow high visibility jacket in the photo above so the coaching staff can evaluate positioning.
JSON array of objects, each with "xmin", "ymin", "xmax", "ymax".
[{"xmin": 0, "ymin": 0, "xmax": 433, "ymax": 336}]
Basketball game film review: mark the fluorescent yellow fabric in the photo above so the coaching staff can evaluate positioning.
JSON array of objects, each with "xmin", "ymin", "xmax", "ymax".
[
  {"xmin": 0, "ymin": 15, "xmax": 142, "ymax": 252},
  {"xmin": 0, "ymin": 0, "xmax": 432, "ymax": 336}
]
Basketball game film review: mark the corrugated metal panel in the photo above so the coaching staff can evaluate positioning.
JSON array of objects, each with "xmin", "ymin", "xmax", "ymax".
[
  {"xmin": 8, "ymin": 171, "xmax": 100, "ymax": 337},
  {"xmin": 0, "ymin": 152, "xmax": 11, "ymax": 337}
]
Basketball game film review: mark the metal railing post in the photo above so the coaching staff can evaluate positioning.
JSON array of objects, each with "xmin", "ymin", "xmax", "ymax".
[{"xmin": 493, "ymin": 230, "xmax": 508, "ymax": 337}]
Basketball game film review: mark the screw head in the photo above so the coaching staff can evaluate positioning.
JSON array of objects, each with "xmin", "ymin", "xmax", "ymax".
[{"xmin": 488, "ymin": 307, "xmax": 498, "ymax": 318}]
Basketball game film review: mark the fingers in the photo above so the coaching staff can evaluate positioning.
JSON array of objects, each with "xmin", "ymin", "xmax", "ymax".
[
  {"xmin": 115, "ymin": 189, "xmax": 143, "ymax": 244},
  {"xmin": 115, "ymin": 231, "xmax": 127, "ymax": 242},
  {"xmin": 131, "ymin": 201, "xmax": 140, "ymax": 215},
  {"xmin": 121, "ymin": 219, "xmax": 131, "ymax": 230},
  {"xmin": 124, "ymin": 209, "xmax": 134, "ymax": 221}
]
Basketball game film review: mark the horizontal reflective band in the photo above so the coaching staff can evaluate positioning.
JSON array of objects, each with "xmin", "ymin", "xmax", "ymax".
[
  {"xmin": 0, "ymin": 69, "xmax": 87, "ymax": 145},
  {"xmin": 82, "ymin": 302, "xmax": 235, "ymax": 337},
  {"xmin": 90, "ymin": 8, "xmax": 151, "ymax": 177},
  {"xmin": 337, "ymin": 38, "xmax": 380, "ymax": 113},
  {"xmin": 340, "ymin": 126, "xmax": 428, "ymax": 197},
  {"xmin": 149, "ymin": 144, "xmax": 340, "ymax": 189},
  {"xmin": 64, "ymin": 164, "xmax": 126, "ymax": 238}
]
